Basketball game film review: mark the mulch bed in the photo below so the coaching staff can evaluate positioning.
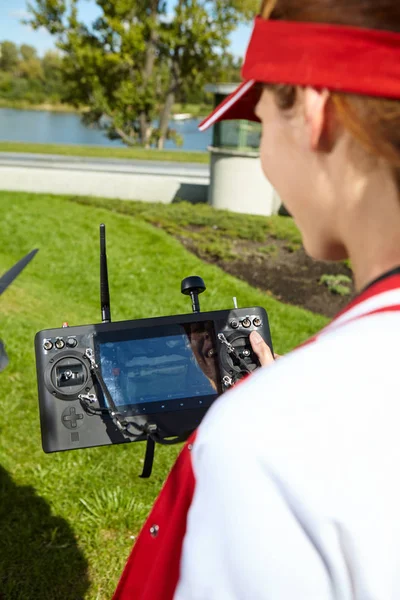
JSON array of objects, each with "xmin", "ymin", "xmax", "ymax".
[{"xmin": 183, "ymin": 237, "xmax": 354, "ymax": 318}]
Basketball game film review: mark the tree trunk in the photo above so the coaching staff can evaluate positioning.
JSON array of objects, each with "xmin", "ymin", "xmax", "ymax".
[
  {"xmin": 138, "ymin": 6, "xmax": 159, "ymax": 146},
  {"xmin": 157, "ymin": 90, "xmax": 175, "ymax": 150},
  {"xmin": 139, "ymin": 114, "xmax": 151, "ymax": 147},
  {"xmin": 115, "ymin": 127, "xmax": 136, "ymax": 146},
  {"xmin": 158, "ymin": 57, "xmax": 181, "ymax": 149}
]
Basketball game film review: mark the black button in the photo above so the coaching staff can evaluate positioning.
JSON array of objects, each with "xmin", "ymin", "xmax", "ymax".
[
  {"xmin": 230, "ymin": 320, "xmax": 239, "ymax": 329},
  {"xmin": 67, "ymin": 337, "xmax": 77, "ymax": 348}
]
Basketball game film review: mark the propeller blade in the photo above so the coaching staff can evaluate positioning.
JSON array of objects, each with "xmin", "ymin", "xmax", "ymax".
[
  {"xmin": 0, "ymin": 249, "xmax": 39, "ymax": 296},
  {"xmin": 0, "ymin": 339, "xmax": 9, "ymax": 373}
]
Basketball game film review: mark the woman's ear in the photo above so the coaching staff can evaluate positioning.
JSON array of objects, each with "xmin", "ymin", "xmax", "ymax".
[{"xmin": 304, "ymin": 87, "xmax": 336, "ymax": 152}]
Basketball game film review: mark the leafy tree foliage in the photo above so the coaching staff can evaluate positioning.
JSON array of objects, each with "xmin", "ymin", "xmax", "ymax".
[
  {"xmin": 20, "ymin": 44, "xmax": 39, "ymax": 62},
  {"xmin": 0, "ymin": 42, "xmax": 20, "ymax": 73},
  {"xmin": 26, "ymin": 0, "xmax": 258, "ymax": 148},
  {"xmin": 18, "ymin": 45, "xmax": 44, "ymax": 81},
  {"xmin": 42, "ymin": 51, "xmax": 64, "ymax": 98},
  {"xmin": 0, "ymin": 42, "xmax": 64, "ymax": 105}
]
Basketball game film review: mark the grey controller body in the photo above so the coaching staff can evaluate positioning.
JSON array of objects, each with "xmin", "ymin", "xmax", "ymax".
[{"xmin": 35, "ymin": 307, "xmax": 273, "ymax": 453}]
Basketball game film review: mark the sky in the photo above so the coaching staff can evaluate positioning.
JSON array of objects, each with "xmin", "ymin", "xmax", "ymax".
[{"xmin": 0, "ymin": 0, "xmax": 253, "ymax": 58}]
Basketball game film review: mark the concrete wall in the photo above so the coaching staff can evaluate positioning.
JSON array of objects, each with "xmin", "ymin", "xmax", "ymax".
[
  {"xmin": 0, "ymin": 153, "xmax": 209, "ymax": 204},
  {"xmin": 0, "ymin": 151, "xmax": 282, "ymax": 215}
]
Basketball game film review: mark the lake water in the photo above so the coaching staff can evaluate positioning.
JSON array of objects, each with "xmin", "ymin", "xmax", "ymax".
[{"xmin": 0, "ymin": 108, "xmax": 212, "ymax": 152}]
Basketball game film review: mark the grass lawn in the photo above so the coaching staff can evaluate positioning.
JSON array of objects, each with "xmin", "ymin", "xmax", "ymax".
[
  {"xmin": 0, "ymin": 141, "xmax": 209, "ymax": 164},
  {"xmin": 0, "ymin": 191, "xmax": 328, "ymax": 599},
  {"xmin": 70, "ymin": 195, "xmax": 302, "ymax": 262}
]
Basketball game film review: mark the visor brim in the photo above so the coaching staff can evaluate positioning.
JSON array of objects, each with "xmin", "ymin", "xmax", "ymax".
[{"xmin": 199, "ymin": 80, "xmax": 260, "ymax": 132}]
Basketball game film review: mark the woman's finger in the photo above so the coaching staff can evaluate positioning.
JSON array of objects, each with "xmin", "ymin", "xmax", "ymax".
[{"xmin": 250, "ymin": 331, "xmax": 275, "ymax": 367}]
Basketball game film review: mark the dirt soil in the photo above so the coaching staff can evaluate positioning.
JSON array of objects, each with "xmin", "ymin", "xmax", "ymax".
[{"xmin": 183, "ymin": 237, "xmax": 354, "ymax": 319}]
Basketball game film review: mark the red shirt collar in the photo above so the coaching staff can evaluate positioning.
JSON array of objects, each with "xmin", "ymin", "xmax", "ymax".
[{"xmin": 334, "ymin": 272, "xmax": 400, "ymax": 321}]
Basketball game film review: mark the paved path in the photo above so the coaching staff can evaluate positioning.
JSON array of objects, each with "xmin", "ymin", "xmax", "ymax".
[
  {"xmin": 0, "ymin": 152, "xmax": 210, "ymax": 203},
  {"xmin": 0, "ymin": 152, "xmax": 209, "ymax": 177}
]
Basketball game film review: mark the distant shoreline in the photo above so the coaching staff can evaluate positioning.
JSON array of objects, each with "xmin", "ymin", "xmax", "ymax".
[
  {"xmin": 0, "ymin": 100, "xmax": 210, "ymax": 119},
  {"xmin": 0, "ymin": 100, "xmax": 82, "ymax": 113}
]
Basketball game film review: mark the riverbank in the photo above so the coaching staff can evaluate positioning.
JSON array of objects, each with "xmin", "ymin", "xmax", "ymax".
[
  {"xmin": 172, "ymin": 103, "xmax": 210, "ymax": 119},
  {"xmin": 0, "ymin": 99, "xmax": 211, "ymax": 118},
  {"xmin": 0, "ymin": 99, "xmax": 81, "ymax": 113},
  {"xmin": 0, "ymin": 141, "xmax": 209, "ymax": 163}
]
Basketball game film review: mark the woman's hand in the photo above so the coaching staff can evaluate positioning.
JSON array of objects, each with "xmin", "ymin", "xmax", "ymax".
[{"xmin": 250, "ymin": 331, "xmax": 280, "ymax": 367}]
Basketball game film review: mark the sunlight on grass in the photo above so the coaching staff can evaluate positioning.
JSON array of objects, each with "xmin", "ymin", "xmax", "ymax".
[{"xmin": 70, "ymin": 195, "xmax": 303, "ymax": 263}]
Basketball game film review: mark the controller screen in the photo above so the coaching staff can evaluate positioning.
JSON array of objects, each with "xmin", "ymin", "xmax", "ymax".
[{"xmin": 96, "ymin": 321, "xmax": 220, "ymax": 414}]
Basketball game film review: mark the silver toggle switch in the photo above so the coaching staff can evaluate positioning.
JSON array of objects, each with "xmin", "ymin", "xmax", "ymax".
[{"xmin": 222, "ymin": 375, "xmax": 233, "ymax": 388}]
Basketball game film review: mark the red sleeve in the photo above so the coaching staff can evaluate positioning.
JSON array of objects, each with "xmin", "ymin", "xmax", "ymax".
[{"xmin": 113, "ymin": 432, "xmax": 196, "ymax": 600}]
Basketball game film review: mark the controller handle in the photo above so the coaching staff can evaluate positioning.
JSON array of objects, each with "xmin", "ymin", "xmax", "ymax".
[{"xmin": 181, "ymin": 276, "xmax": 206, "ymax": 313}]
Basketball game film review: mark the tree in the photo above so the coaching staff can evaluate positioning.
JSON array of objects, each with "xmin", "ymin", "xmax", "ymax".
[
  {"xmin": 20, "ymin": 44, "xmax": 38, "ymax": 62},
  {"xmin": 0, "ymin": 41, "xmax": 19, "ymax": 73},
  {"xmin": 42, "ymin": 50, "xmax": 64, "ymax": 100},
  {"xmin": 26, "ymin": 0, "xmax": 258, "ymax": 148}
]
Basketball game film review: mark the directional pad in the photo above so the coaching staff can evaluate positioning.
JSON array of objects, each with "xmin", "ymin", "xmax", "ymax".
[{"xmin": 61, "ymin": 406, "xmax": 84, "ymax": 429}]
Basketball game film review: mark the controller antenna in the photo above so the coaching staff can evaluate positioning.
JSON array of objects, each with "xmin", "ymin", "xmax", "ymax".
[
  {"xmin": 100, "ymin": 224, "xmax": 111, "ymax": 323},
  {"xmin": 181, "ymin": 276, "xmax": 206, "ymax": 313}
]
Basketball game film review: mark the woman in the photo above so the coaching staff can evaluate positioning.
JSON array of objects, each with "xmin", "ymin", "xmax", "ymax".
[{"xmin": 114, "ymin": 1, "xmax": 400, "ymax": 598}]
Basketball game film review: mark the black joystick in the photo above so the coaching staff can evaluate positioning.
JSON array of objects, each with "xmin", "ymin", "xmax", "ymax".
[{"xmin": 181, "ymin": 276, "xmax": 206, "ymax": 313}]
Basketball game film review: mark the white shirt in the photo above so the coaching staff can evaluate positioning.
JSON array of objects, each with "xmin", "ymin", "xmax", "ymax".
[{"xmin": 175, "ymin": 278, "xmax": 400, "ymax": 600}]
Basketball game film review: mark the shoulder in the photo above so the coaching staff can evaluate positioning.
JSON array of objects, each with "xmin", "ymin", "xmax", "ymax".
[{"xmin": 193, "ymin": 309, "xmax": 400, "ymax": 476}]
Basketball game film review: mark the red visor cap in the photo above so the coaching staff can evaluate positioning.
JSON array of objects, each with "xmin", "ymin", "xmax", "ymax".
[{"xmin": 199, "ymin": 16, "xmax": 400, "ymax": 132}]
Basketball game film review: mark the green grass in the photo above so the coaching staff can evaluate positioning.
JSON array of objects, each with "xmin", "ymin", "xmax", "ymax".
[
  {"xmin": 70, "ymin": 196, "xmax": 302, "ymax": 262},
  {"xmin": 0, "ymin": 190, "xmax": 327, "ymax": 599},
  {"xmin": 319, "ymin": 274, "xmax": 353, "ymax": 296},
  {"xmin": 0, "ymin": 141, "xmax": 209, "ymax": 164},
  {"xmin": 258, "ymin": 244, "xmax": 279, "ymax": 257}
]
